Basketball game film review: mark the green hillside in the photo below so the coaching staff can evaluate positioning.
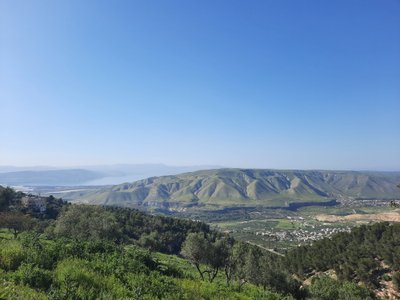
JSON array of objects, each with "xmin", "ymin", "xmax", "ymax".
[
  {"xmin": 76, "ymin": 169, "xmax": 400, "ymax": 210},
  {"xmin": 0, "ymin": 186, "xmax": 301, "ymax": 299},
  {"xmin": 0, "ymin": 187, "xmax": 381, "ymax": 299}
]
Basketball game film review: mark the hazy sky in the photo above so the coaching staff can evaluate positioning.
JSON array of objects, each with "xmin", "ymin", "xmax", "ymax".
[{"xmin": 1, "ymin": 1, "xmax": 399, "ymax": 170}]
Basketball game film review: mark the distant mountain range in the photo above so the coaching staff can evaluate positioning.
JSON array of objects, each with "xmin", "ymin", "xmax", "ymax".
[
  {"xmin": 0, "ymin": 164, "xmax": 221, "ymax": 186},
  {"xmin": 0, "ymin": 169, "xmax": 103, "ymax": 186},
  {"xmin": 75, "ymin": 169, "xmax": 400, "ymax": 210}
]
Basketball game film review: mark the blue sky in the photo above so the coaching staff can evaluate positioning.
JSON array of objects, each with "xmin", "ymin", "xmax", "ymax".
[{"xmin": 1, "ymin": 0, "xmax": 399, "ymax": 170}]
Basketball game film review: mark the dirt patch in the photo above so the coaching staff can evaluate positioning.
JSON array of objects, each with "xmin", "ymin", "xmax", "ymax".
[{"xmin": 315, "ymin": 210, "xmax": 400, "ymax": 223}]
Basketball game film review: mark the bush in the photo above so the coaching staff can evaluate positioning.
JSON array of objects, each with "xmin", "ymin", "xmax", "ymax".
[
  {"xmin": 54, "ymin": 258, "xmax": 106, "ymax": 298},
  {"xmin": 54, "ymin": 258, "xmax": 127, "ymax": 299},
  {"xmin": 125, "ymin": 272, "xmax": 180, "ymax": 299},
  {"xmin": 0, "ymin": 239, "xmax": 25, "ymax": 271},
  {"xmin": 308, "ymin": 276, "xmax": 375, "ymax": 300},
  {"xmin": 12, "ymin": 263, "xmax": 52, "ymax": 290},
  {"xmin": 337, "ymin": 281, "xmax": 375, "ymax": 300},
  {"xmin": 19, "ymin": 232, "xmax": 60, "ymax": 269},
  {"xmin": 176, "ymin": 278, "xmax": 289, "ymax": 300},
  {"xmin": 308, "ymin": 276, "xmax": 340, "ymax": 300},
  {"xmin": 0, "ymin": 280, "xmax": 47, "ymax": 300}
]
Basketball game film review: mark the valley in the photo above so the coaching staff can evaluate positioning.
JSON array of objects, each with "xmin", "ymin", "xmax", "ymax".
[
  {"xmin": 160, "ymin": 200, "xmax": 399, "ymax": 252},
  {"xmin": 2, "ymin": 167, "xmax": 400, "ymax": 299},
  {"xmin": 16, "ymin": 168, "xmax": 400, "ymax": 253}
]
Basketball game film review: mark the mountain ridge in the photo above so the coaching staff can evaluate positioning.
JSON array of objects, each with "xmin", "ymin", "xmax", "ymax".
[{"xmin": 76, "ymin": 168, "xmax": 400, "ymax": 210}]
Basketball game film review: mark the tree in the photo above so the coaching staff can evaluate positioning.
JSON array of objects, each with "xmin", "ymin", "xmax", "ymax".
[
  {"xmin": 181, "ymin": 233, "xmax": 231, "ymax": 283},
  {"xmin": 204, "ymin": 238, "xmax": 230, "ymax": 283},
  {"xmin": 180, "ymin": 232, "xmax": 209, "ymax": 280},
  {"xmin": 231, "ymin": 242, "xmax": 250, "ymax": 291},
  {"xmin": 220, "ymin": 236, "xmax": 235, "ymax": 286},
  {"xmin": 0, "ymin": 212, "xmax": 35, "ymax": 238},
  {"xmin": 0, "ymin": 187, "xmax": 16, "ymax": 211},
  {"xmin": 243, "ymin": 246, "xmax": 263, "ymax": 286},
  {"xmin": 53, "ymin": 205, "xmax": 120, "ymax": 242},
  {"xmin": 138, "ymin": 232, "xmax": 162, "ymax": 252}
]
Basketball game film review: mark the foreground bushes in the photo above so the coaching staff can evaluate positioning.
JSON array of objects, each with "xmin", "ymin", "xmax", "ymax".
[
  {"xmin": 0, "ymin": 233, "xmax": 291, "ymax": 299},
  {"xmin": 0, "ymin": 239, "xmax": 25, "ymax": 271},
  {"xmin": 0, "ymin": 280, "xmax": 47, "ymax": 300}
]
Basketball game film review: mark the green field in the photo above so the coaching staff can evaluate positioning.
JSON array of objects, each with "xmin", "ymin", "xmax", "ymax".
[{"xmin": 204, "ymin": 204, "xmax": 398, "ymax": 252}]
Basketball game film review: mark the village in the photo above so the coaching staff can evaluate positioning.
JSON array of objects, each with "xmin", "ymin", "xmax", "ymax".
[{"xmin": 255, "ymin": 225, "xmax": 352, "ymax": 244}]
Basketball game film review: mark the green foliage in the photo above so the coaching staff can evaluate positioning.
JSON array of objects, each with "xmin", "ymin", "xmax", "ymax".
[
  {"xmin": 0, "ymin": 186, "xmax": 67, "ymax": 219},
  {"xmin": 138, "ymin": 231, "xmax": 163, "ymax": 251},
  {"xmin": 38, "ymin": 195, "xmax": 68, "ymax": 219},
  {"xmin": 176, "ymin": 278, "xmax": 291, "ymax": 300},
  {"xmin": 0, "ymin": 239, "xmax": 25, "ymax": 271},
  {"xmin": 110, "ymin": 206, "xmax": 211, "ymax": 254},
  {"xmin": 337, "ymin": 281, "xmax": 375, "ymax": 300},
  {"xmin": 308, "ymin": 276, "xmax": 340, "ymax": 300},
  {"xmin": 0, "ymin": 186, "xmax": 18, "ymax": 211},
  {"xmin": 0, "ymin": 235, "xmax": 293, "ymax": 300},
  {"xmin": 285, "ymin": 222, "xmax": 400, "ymax": 287},
  {"xmin": 125, "ymin": 272, "xmax": 180, "ymax": 299},
  {"xmin": 0, "ymin": 211, "xmax": 36, "ymax": 238},
  {"xmin": 1, "ymin": 187, "xmax": 391, "ymax": 299},
  {"xmin": 53, "ymin": 205, "xmax": 120, "ymax": 241},
  {"xmin": 0, "ymin": 279, "xmax": 48, "ymax": 300},
  {"xmin": 308, "ymin": 276, "xmax": 375, "ymax": 300},
  {"xmin": 77, "ymin": 169, "xmax": 400, "ymax": 210},
  {"xmin": 53, "ymin": 258, "xmax": 127, "ymax": 299},
  {"xmin": 181, "ymin": 232, "xmax": 210, "ymax": 281},
  {"xmin": 12, "ymin": 263, "xmax": 52, "ymax": 290}
]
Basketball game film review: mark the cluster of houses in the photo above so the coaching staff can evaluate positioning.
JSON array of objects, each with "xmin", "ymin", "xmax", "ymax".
[{"xmin": 256, "ymin": 225, "xmax": 351, "ymax": 244}]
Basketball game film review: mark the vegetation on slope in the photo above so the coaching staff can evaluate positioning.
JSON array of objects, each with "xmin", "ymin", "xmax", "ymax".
[
  {"xmin": 285, "ymin": 222, "xmax": 400, "ymax": 289},
  {"xmin": 0, "ymin": 186, "xmax": 391, "ymax": 299},
  {"xmin": 75, "ymin": 169, "xmax": 400, "ymax": 210},
  {"xmin": 0, "ymin": 186, "xmax": 294, "ymax": 299},
  {"xmin": 1, "ymin": 233, "xmax": 292, "ymax": 299},
  {"xmin": 282, "ymin": 220, "xmax": 400, "ymax": 299}
]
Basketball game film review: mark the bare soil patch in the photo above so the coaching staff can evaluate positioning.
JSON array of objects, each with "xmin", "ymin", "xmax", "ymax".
[{"xmin": 315, "ymin": 210, "xmax": 400, "ymax": 223}]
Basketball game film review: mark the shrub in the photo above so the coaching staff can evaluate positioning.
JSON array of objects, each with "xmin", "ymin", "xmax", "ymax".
[
  {"xmin": 337, "ymin": 281, "xmax": 375, "ymax": 300},
  {"xmin": 0, "ymin": 280, "xmax": 47, "ymax": 300},
  {"xmin": 309, "ymin": 276, "xmax": 340, "ymax": 300},
  {"xmin": 55, "ymin": 258, "xmax": 106, "ymax": 298},
  {"xmin": 54, "ymin": 258, "xmax": 127, "ymax": 299},
  {"xmin": 125, "ymin": 272, "xmax": 180, "ymax": 299},
  {"xmin": 308, "ymin": 276, "xmax": 375, "ymax": 300},
  {"xmin": 0, "ymin": 239, "xmax": 25, "ymax": 271},
  {"xmin": 12, "ymin": 263, "xmax": 52, "ymax": 290}
]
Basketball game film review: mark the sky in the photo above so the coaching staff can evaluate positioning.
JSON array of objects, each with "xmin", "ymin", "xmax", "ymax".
[{"xmin": 1, "ymin": 0, "xmax": 399, "ymax": 171}]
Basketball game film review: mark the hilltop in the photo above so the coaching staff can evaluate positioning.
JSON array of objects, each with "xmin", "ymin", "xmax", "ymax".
[{"xmin": 74, "ymin": 169, "xmax": 400, "ymax": 211}]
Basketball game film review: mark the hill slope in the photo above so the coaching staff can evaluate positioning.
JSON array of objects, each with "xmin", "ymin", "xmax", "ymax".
[{"xmin": 76, "ymin": 169, "xmax": 400, "ymax": 210}]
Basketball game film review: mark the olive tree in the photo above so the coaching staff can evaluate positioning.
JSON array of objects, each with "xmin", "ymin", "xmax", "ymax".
[{"xmin": 53, "ymin": 205, "xmax": 120, "ymax": 242}]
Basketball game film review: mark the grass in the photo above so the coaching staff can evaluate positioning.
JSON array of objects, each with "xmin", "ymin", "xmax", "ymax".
[{"xmin": 275, "ymin": 219, "xmax": 302, "ymax": 230}]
